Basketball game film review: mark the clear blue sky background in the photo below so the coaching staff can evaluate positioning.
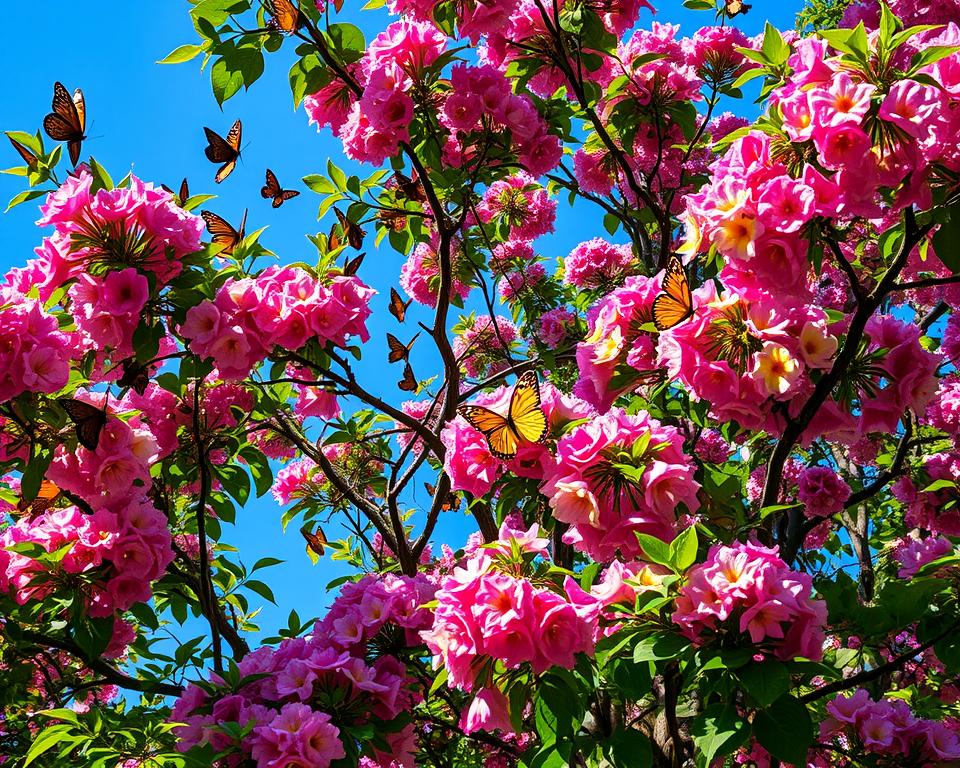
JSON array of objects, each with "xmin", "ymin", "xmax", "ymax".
[{"xmin": 0, "ymin": 1, "xmax": 803, "ymax": 641}]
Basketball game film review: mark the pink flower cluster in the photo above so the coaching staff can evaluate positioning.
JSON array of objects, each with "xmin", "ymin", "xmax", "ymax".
[
  {"xmin": 180, "ymin": 267, "xmax": 374, "ymax": 379},
  {"xmin": 563, "ymin": 238, "xmax": 635, "ymax": 289},
  {"xmin": 541, "ymin": 407, "xmax": 699, "ymax": 562},
  {"xmin": 68, "ymin": 268, "xmax": 150, "ymax": 361},
  {"xmin": 926, "ymin": 375, "xmax": 960, "ymax": 444},
  {"xmin": 893, "ymin": 535, "xmax": 954, "ymax": 579},
  {"xmin": 440, "ymin": 64, "xmax": 561, "ymax": 176},
  {"xmin": 673, "ymin": 541, "xmax": 827, "ymax": 661},
  {"xmin": 822, "ymin": 689, "xmax": 960, "ymax": 762},
  {"xmin": 32, "ymin": 171, "xmax": 203, "ymax": 291},
  {"xmin": 399, "ymin": 236, "xmax": 472, "ymax": 308},
  {"xmin": 451, "ymin": 315, "xmax": 518, "ymax": 379},
  {"xmin": 797, "ymin": 466, "xmax": 851, "ymax": 518},
  {"xmin": 574, "ymin": 273, "xmax": 662, "ymax": 411},
  {"xmin": 476, "ymin": 173, "xmax": 556, "ymax": 241},
  {"xmin": 422, "ymin": 521, "xmax": 604, "ymax": 694},
  {"xmin": 172, "ymin": 573, "xmax": 436, "ymax": 768},
  {"xmin": 892, "ymin": 453, "xmax": 960, "ymax": 536},
  {"xmin": 0, "ymin": 286, "xmax": 75, "ymax": 403}
]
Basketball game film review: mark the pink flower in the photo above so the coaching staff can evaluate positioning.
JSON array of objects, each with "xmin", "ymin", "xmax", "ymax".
[
  {"xmin": 563, "ymin": 238, "xmax": 634, "ymax": 288},
  {"xmin": 460, "ymin": 688, "xmax": 514, "ymax": 735},
  {"xmin": 441, "ymin": 418, "xmax": 501, "ymax": 497},
  {"xmin": 797, "ymin": 466, "xmax": 851, "ymax": 518}
]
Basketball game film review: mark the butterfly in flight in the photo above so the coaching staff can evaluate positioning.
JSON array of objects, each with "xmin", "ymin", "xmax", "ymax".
[
  {"xmin": 203, "ymin": 120, "xmax": 242, "ymax": 184},
  {"xmin": 342, "ymin": 252, "xmax": 365, "ymax": 276},
  {"xmin": 161, "ymin": 178, "xmax": 190, "ymax": 208},
  {"xmin": 300, "ymin": 525, "xmax": 328, "ymax": 556},
  {"xmin": 59, "ymin": 397, "xmax": 108, "ymax": 451},
  {"xmin": 457, "ymin": 370, "xmax": 548, "ymax": 460},
  {"xmin": 6, "ymin": 133, "xmax": 39, "ymax": 169},
  {"xmin": 43, "ymin": 82, "xmax": 86, "ymax": 166},
  {"xmin": 724, "ymin": 0, "xmax": 751, "ymax": 16},
  {"xmin": 652, "ymin": 255, "xmax": 694, "ymax": 332},
  {"xmin": 397, "ymin": 362, "xmax": 418, "ymax": 392},
  {"xmin": 267, "ymin": 0, "xmax": 301, "ymax": 32},
  {"xmin": 388, "ymin": 288, "xmax": 412, "ymax": 323},
  {"xmin": 261, "ymin": 168, "xmax": 300, "ymax": 208},
  {"xmin": 17, "ymin": 480, "xmax": 62, "ymax": 517},
  {"xmin": 386, "ymin": 332, "xmax": 420, "ymax": 364},
  {"xmin": 118, "ymin": 358, "xmax": 151, "ymax": 396},
  {"xmin": 201, "ymin": 209, "xmax": 247, "ymax": 256},
  {"xmin": 424, "ymin": 481, "xmax": 460, "ymax": 512}
]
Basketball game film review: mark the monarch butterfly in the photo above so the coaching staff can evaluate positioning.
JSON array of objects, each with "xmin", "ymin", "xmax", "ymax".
[
  {"xmin": 343, "ymin": 252, "xmax": 365, "ymax": 276},
  {"xmin": 398, "ymin": 362, "xmax": 417, "ymax": 392},
  {"xmin": 387, "ymin": 332, "xmax": 419, "ymax": 364},
  {"xmin": 300, "ymin": 525, "xmax": 327, "ymax": 556},
  {"xmin": 334, "ymin": 207, "xmax": 365, "ymax": 250},
  {"xmin": 724, "ymin": 0, "xmax": 751, "ymax": 16},
  {"xmin": 378, "ymin": 208, "xmax": 407, "ymax": 232},
  {"xmin": 59, "ymin": 397, "xmax": 108, "ymax": 451},
  {"xmin": 652, "ymin": 255, "xmax": 694, "ymax": 332},
  {"xmin": 17, "ymin": 480, "xmax": 62, "ymax": 517},
  {"xmin": 201, "ymin": 209, "xmax": 247, "ymax": 255},
  {"xmin": 457, "ymin": 370, "xmax": 548, "ymax": 460},
  {"xmin": 43, "ymin": 82, "xmax": 86, "ymax": 166},
  {"xmin": 391, "ymin": 171, "xmax": 426, "ymax": 204},
  {"xmin": 6, "ymin": 133, "xmax": 39, "ymax": 169},
  {"xmin": 162, "ymin": 178, "xmax": 190, "ymax": 208},
  {"xmin": 388, "ymin": 287, "xmax": 412, "ymax": 323},
  {"xmin": 203, "ymin": 120, "xmax": 242, "ymax": 184},
  {"xmin": 261, "ymin": 168, "xmax": 300, "ymax": 208},
  {"xmin": 267, "ymin": 0, "xmax": 301, "ymax": 32},
  {"xmin": 118, "ymin": 358, "xmax": 151, "ymax": 396},
  {"xmin": 424, "ymin": 482, "xmax": 460, "ymax": 512}
]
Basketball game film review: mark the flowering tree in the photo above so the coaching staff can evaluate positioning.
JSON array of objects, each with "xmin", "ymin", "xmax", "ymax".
[{"xmin": 2, "ymin": 0, "xmax": 960, "ymax": 765}]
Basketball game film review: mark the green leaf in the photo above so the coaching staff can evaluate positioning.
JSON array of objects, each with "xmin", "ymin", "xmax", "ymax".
[
  {"xmin": 245, "ymin": 579, "xmax": 277, "ymax": 604},
  {"xmin": 682, "ymin": 0, "xmax": 715, "ymax": 9},
  {"xmin": 753, "ymin": 694, "xmax": 813, "ymax": 766},
  {"xmin": 6, "ymin": 188, "xmax": 47, "ymax": 212},
  {"xmin": 21, "ymin": 444, "xmax": 54, "ymax": 501},
  {"xmin": 607, "ymin": 727, "xmax": 653, "ymax": 767},
  {"xmin": 669, "ymin": 525, "xmax": 698, "ymax": 571},
  {"xmin": 691, "ymin": 705, "xmax": 748, "ymax": 768},
  {"xmin": 932, "ymin": 200, "xmax": 960, "ymax": 273},
  {"xmin": 326, "ymin": 23, "xmax": 365, "ymax": 64},
  {"xmin": 251, "ymin": 557, "xmax": 284, "ymax": 572},
  {"xmin": 737, "ymin": 660, "xmax": 790, "ymax": 707},
  {"xmin": 239, "ymin": 445, "xmax": 273, "ymax": 498},
  {"xmin": 73, "ymin": 616, "xmax": 115, "ymax": 658},
  {"xmin": 24, "ymin": 724, "xmax": 75, "ymax": 767},
  {"xmin": 632, "ymin": 632, "xmax": 688, "ymax": 662},
  {"xmin": 921, "ymin": 478, "xmax": 957, "ymax": 493},
  {"xmin": 760, "ymin": 22, "xmax": 790, "ymax": 67},
  {"xmin": 636, "ymin": 534, "xmax": 672, "ymax": 568},
  {"xmin": 158, "ymin": 44, "xmax": 203, "ymax": 64}
]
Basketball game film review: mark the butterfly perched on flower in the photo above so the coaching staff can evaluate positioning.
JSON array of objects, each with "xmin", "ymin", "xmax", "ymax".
[
  {"xmin": 261, "ymin": 168, "xmax": 300, "ymax": 208},
  {"xmin": 457, "ymin": 370, "xmax": 548, "ymax": 460},
  {"xmin": 58, "ymin": 397, "xmax": 108, "ymax": 451},
  {"xmin": 43, "ymin": 82, "xmax": 86, "ymax": 166},
  {"xmin": 201, "ymin": 209, "xmax": 247, "ymax": 256},
  {"xmin": 652, "ymin": 255, "xmax": 694, "ymax": 332},
  {"xmin": 203, "ymin": 120, "xmax": 242, "ymax": 183}
]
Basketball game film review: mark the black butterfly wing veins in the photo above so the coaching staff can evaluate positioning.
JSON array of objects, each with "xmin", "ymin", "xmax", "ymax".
[
  {"xmin": 388, "ymin": 287, "xmax": 412, "ymax": 323},
  {"xmin": 204, "ymin": 120, "xmax": 241, "ymax": 183},
  {"xmin": 398, "ymin": 362, "xmax": 417, "ymax": 391},
  {"xmin": 58, "ymin": 397, "xmax": 107, "ymax": 451},
  {"xmin": 386, "ymin": 332, "xmax": 419, "ymax": 364},
  {"xmin": 201, "ymin": 209, "xmax": 246, "ymax": 255},
  {"xmin": 43, "ymin": 82, "xmax": 86, "ymax": 166},
  {"xmin": 652, "ymin": 256, "xmax": 694, "ymax": 332}
]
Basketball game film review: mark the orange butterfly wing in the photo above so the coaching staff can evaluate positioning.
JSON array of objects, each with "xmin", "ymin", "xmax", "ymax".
[
  {"xmin": 652, "ymin": 256, "xmax": 694, "ymax": 331},
  {"xmin": 43, "ymin": 82, "xmax": 85, "ymax": 166}
]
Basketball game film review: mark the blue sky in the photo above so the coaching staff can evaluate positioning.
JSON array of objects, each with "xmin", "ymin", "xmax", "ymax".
[{"xmin": 0, "ymin": 1, "xmax": 803, "ymax": 640}]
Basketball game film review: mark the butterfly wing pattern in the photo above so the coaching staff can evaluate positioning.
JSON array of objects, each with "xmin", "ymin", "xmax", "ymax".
[
  {"xmin": 43, "ymin": 82, "xmax": 85, "ymax": 166},
  {"xmin": 458, "ymin": 371, "xmax": 548, "ymax": 459},
  {"xmin": 652, "ymin": 256, "xmax": 694, "ymax": 332},
  {"xmin": 261, "ymin": 169, "xmax": 300, "ymax": 208},
  {"xmin": 58, "ymin": 397, "xmax": 107, "ymax": 451},
  {"xmin": 204, "ymin": 120, "xmax": 241, "ymax": 183}
]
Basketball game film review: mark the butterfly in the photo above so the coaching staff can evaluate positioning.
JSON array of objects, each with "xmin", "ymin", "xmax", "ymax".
[
  {"xmin": 7, "ymin": 133, "xmax": 39, "ymax": 169},
  {"xmin": 17, "ymin": 480, "xmax": 62, "ymax": 517},
  {"xmin": 300, "ymin": 525, "xmax": 328, "ymax": 556},
  {"xmin": 652, "ymin": 255, "xmax": 694, "ymax": 332},
  {"xmin": 43, "ymin": 82, "xmax": 86, "ymax": 166},
  {"xmin": 58, "ymin": 397, "xmax": 108, "ymax": 451},
  {"xmin": 201, "ymin": 209, "xmax": 247, "ymax": 256},
  {"xmin": 334, "ymin": 207, "xmax": 365, "ymax": 250},
  {"xmin": 457, "ymin": 370, "xmax": 548, "ymax": 460},
  {"xmin": 203, "ymin": 120, "xmax": 242, "ymax": 184},
  {"xmin": 391, "ymin": 171, "xmax": 426, "ymax": 204},
  {"xmin": 267, "ymin": 0, "xmax": 301, "ymax": 32},
  {"xmin": 161, "ymin": 178, "xmax": 190, "ymax": 208},
  {"xmin": 118, "ymin": 358, "xmax": 151, "ymax": 396},
  {"xmin": 387, "ymin": 332, "xmax": 420, "ymax": 364},
  {"xmin": 398, "ymin": 363, "xmax": 417, "ymax": 392},
  {"xmin": 388, "ymin": 288, "xmax": 412, "ymax": 323},
  {"xmin": 343, "ymin": 252, "xmax": 365, "ymax": 276},
  {"xmin": 424, "ymin": 482, "xmax": 460, "ymax": 512},
  {"xmin": 724, "ymin": 0, "xmax": 751, "ymax": 16},
  {"xmin": 378, "ymin": 208, "xmax": 407, "ymax": 232},
  {"xmin": 261, "ymin": 168, "xmax": 300, "ymax": 208}
]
